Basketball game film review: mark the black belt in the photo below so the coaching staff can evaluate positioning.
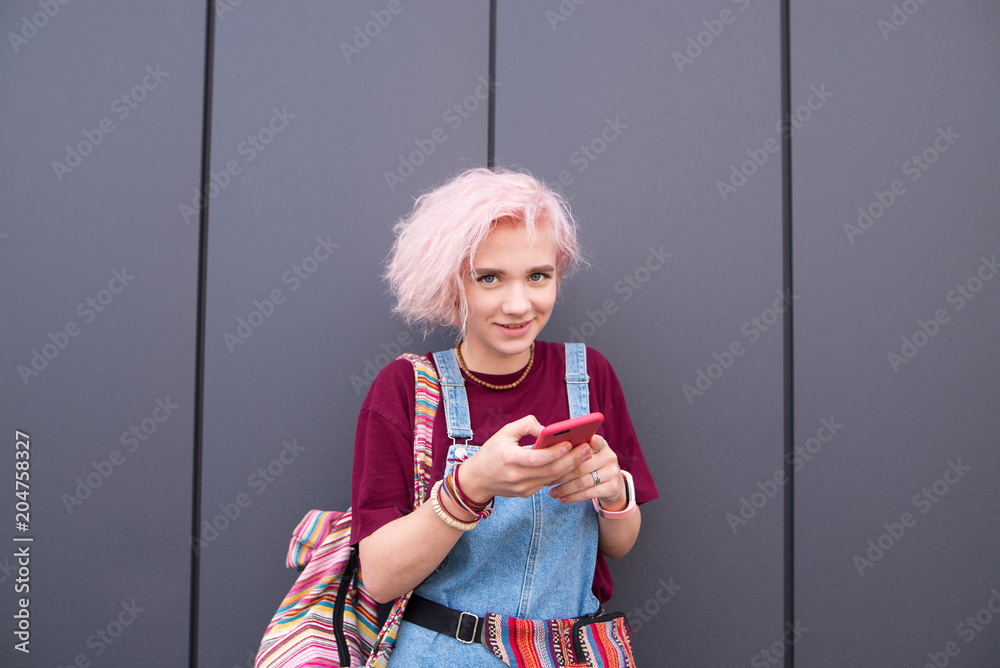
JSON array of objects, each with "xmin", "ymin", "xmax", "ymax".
[{"xmin": 402, "ymin": 594, "xmax": 488, "ymax": 645}]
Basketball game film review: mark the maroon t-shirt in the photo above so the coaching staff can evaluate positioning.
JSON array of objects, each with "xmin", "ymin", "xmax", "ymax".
[{"xmin": 349, "ymin": 340, "xmax": 658, "ymax": 602}]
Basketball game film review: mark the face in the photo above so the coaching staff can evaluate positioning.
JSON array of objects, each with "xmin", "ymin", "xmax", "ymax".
[{"xmin": 461, "ymin": 221, "xmax": 559, "ymax": 374}]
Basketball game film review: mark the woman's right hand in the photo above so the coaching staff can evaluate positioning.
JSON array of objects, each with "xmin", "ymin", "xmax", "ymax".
[{"xmin": 457, "ymin": 415, "xmax": 593, "ymax": 503}]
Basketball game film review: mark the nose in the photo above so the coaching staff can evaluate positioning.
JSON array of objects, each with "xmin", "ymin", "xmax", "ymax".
[{"xmin": 501, "ymin": 283, "xmax": 530, "ymax": 316}]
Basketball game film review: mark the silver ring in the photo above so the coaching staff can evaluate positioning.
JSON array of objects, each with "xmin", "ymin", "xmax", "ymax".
[{"xmin": 591, "ymin": 470, "xmax": 601, "ymax": 487}]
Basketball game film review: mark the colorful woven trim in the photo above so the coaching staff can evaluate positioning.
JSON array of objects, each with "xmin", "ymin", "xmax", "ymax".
[
  {"xmin": 257, "ymin": 509, "xmax": 380, "ymax": 667},
  {"xmin": 574, "ymin": 615, "xmax": 635, "ymax": 668},
  {"xmin": 484, "ymin": 614, "xmax": 579, "ymax": 668},
  {"xmin": 364, "ymin": 354, "xmax": 439, "ymax": 668},
  {"xmin": 402, "ymin": 353, "xmax": 438, "ymax": 507},
  {"xmin": 482, "ymin": 611, "xmax": 636, "ymax": 668},
  {"xmin": 285, "ymin": 509, "xmax": 339, "ymax": 570}
]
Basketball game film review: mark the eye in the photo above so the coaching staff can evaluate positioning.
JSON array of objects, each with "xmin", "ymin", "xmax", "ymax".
[
  {"xmin": 477, "ymin": 274, "xmax": 498, "ymax": 285},
  {"xmin": 529, "ymin": 272, "xmax": 551, "ymax": 282}
]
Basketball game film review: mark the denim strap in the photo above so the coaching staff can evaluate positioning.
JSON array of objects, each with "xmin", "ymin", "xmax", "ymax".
[
  {"xmin": 434, "ymin": 344, "xmax": 589, "ymax": 442},
  {"xmin": 432, "ymin": 350, "xmax": 474, "ymax": 442},
  {"xmin": 564, "ymin": 342, "xmax": 590, "ymax": 419}
]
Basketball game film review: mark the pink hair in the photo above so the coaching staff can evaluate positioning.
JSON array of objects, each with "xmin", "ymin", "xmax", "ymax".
[{"xmin": 385, "ymin": 167, "xmax": 584, "ymax": 335}]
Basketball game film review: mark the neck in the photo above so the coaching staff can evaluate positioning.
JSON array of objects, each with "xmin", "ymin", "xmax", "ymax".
[{"xmin": 459, "ymin": 340, "xmax": 532, "ymax": 375}]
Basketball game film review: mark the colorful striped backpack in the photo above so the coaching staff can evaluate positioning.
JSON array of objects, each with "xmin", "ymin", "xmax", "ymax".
[{"xmin": 254, "ymin": 353, "xmax": 440, "ymax": 668}]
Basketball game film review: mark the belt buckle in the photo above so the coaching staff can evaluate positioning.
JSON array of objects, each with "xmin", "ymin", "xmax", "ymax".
[{"xmin": 455, "ymin": 611, "xmax": 479, "ymax": 644}]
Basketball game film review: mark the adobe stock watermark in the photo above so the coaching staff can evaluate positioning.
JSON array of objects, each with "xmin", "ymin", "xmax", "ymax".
[
  {"xmin": 843, "ymin": 126, "xmax": 959, "ymax": 244},
  {"xmin": 877, "ymin": 0, "xmax": 933, "ymax": 41},
  {"xmin": 54, "ymin": 600, "xmax": 144, "ymax": 668},
  {"xmin": 749, "ymin": 620, "xmax": 808, "ymax": 667},
  {"xmin": 922, "ymin": 586, "xmax": 1000, "ymax": 668},
  {"xmin": 552, "ymin": 116, "xmax": 629, "ymax": 190},
  {"xmin": 726, "ymin": 417, "xmax": 843, "ymax": 535},
  {"xmin": 887, "ymin": 253, "xmax": 998, "ymax": 373},
  {"xmin": 543, "ymin": 0, "xmax": 589, "ymax": 31},
  {"xmin": 61, "ymin": 396, "xmax": 179, "ymax": 514},
  {"xmin": 717, "ymin": 84, "xmax": 833, "ymax": 202},
  {"xmin": 179, "ymin": 106, "xmax": 295, "ymax": 224},
  {"xmin": 565, "ymin": 244, "xmax": 670, "ymax": 343},
  {"xmin": 190, "ymin": 438, "xmax": 306, "ymax": 556},
  {"xmin": 233, "ymin": 645, "xmax": 258, "ymax": 668},
  {"xmin": 628, "ymin": 576, "xmax": 681, "ymax": 635},
  {"xmin": 350, "ymin": 330, "xmax": 414, "ymax": 395},
  {"xmin": 852, "ymin": 459, "xmax": 971, "ymax": 577},
  {"xmin": 384, "ymin": 75, "xmax": 496, "ymax": 192},
  {"xmin": 682, "ymin": 288, "xmax": 798, "ymax": 406},
  {"xmin": 215, "ymin": 0, "xmax": 246, "ymax": 21},
  {"xmin": 8, "ymin": 0, "xmax": 73, "ymax": 55},
  {"xmin": 51, "ymin": 65, "xmax": 169, "ymax": 183},
  {"xmin": 16, "ymin": 267, "xmax": 135, "ymax": 386},
  {"xmin": 223, "ymin": 235, "xmax": 339, "ymax": 353},
  {"xmin": 0, "ymin": 548, "xmax": 22, "ymax": 586},
  {"xmin": 340, "ymin": 0, "xmax": 410, "ymax": 63},
  {"xmin": 672, "ymin": 0, "xmax": 753, "ymax": 74}
]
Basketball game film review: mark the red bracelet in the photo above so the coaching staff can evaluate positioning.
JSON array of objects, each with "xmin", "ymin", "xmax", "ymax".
[
  {"xmin": 451, "ymin": 467, "xmax": 494, "ymax": 519},
  {"xmin": 435, "ymin": 478, "xmax": 471, "ymax": 524}
]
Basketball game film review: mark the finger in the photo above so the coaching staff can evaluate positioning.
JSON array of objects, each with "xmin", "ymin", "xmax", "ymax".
[
  {"xmin": 549, "ymin": 469, "xmax": 602, "ymax": 502},
  {"xmin": 548, "ymin": 440, "xmax": 609, "ymax": 486},
  {"xmin": 589, "ymin": 434, "xmax": 608, "ymax": 454},
  {"xmin": 543, "ymin": 444, "xmax": 594, "ymax": 485},
  {"xmin": 502, "ymin": 414, "xmax": 543, "ymax": 441},
  {"xmin": 559, "ymin": 466, "xmax": 627, "ymax": 506}
]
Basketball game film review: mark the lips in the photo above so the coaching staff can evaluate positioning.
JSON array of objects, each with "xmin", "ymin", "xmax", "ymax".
[{"xmin": 496, "ymin": 321, "xmax": 532, "ymax": 336}]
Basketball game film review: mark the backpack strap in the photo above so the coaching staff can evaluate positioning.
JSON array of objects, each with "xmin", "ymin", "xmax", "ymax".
[
  {"xmin": 401, "ymin": 353, "xmax": 441, "ymax": 506},
  {"xmin": 564, "ymin": 342, "xmax": 590, "ymax": 419},
  {"xmin": 431, "ymin": 350, "xmax": 473, "ymax": 443}
]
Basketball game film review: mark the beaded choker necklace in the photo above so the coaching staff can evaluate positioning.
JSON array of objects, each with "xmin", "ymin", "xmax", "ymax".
[{"xmin": 455, "ymin": 342, "xmax": 535, "ymax": 391}]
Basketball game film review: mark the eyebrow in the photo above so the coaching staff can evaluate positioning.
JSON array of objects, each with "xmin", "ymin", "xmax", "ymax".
[{"xmin": 472, "ymin": 265, "xmax": 556, "ymax": 276}]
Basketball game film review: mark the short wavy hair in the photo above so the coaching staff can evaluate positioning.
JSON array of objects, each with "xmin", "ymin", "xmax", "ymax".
[{"xmin": 385, "ymin": 167, "xmax": 584, "ymax": 336}]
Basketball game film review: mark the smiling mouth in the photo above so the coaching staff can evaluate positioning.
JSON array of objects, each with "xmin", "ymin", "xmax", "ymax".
[{"xmin": 497, "ymin": 321, "xmax": 530, "ymax": 329}]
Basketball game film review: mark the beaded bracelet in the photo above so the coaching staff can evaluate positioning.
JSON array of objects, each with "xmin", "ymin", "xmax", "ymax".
[
  {"xmin": 431, "ymin": 480, "xmax": 478, "ymax": 531},
  {"xmin": 449, "ymin": 466, "xmax": 494, "ymax": 520}
]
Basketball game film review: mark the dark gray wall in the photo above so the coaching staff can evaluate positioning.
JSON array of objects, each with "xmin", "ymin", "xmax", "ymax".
[
  {"xmin": 1, "ymin": 1, "xmax": 997, "ymax": 667},
  {"xmin": 792, "ymin": 2, "xmax": 1000, "ymax": 666},
  {"xmin": 0, "ymin": 1, "xmax": 204, "ymax": 665}
]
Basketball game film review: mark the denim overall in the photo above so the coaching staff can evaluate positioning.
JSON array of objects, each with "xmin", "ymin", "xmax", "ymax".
[{"xmin": 388, "ymin": 343, "xmax": 600, "ymax": 667}]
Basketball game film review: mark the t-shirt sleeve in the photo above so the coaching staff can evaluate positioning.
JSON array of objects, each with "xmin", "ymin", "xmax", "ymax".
[
  {"xmin": 587, "ymin": 346, "xmax": 660, "ymax": 603},
  {"xmin": 588, "ymin": 347, "xmax": 659, "ymax": 505},
  {"xmin": 349, "ymin": 358, "xmax": 418, "ymax": 547}
]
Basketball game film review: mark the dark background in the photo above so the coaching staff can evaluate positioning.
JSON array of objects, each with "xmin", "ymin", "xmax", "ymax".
[{"xmin": 1, "ymin": 1, "xmax": 998, "ymax": 666}]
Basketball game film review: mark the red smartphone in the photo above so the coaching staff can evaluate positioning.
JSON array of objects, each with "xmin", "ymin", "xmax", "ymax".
[{"xmin": 533, "ymin": 412, "xmax": 604, "ymax": 449}]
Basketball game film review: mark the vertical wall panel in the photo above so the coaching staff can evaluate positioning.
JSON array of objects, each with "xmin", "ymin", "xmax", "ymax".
[
  {"xmin": 497, "ymin": 2, "xmax": 785, "ymax": 664},
  {"xmin": 198, "ymin": 2, "xmax": 489, "ymax": 666},
  {"xmin": 3, "ymin": 2, "xmax": 997, "ymax": 665},
  {"xmin": 0, "ymin": 1, "xmax": 204, "ymax": 665},
  {"xmin": 793, "ymin": 2, "xmax": 1000, "ymax": 665}
]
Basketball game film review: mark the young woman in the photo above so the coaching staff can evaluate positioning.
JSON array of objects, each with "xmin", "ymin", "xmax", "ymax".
[{"xmin": 350, "ymin": 168, "xmax": 658, "ymax": 666}]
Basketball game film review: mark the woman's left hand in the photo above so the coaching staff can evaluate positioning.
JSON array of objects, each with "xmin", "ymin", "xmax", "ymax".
[{"xmin": 547, "ymin": 435, "xmax": 627, "ymax": 511}]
